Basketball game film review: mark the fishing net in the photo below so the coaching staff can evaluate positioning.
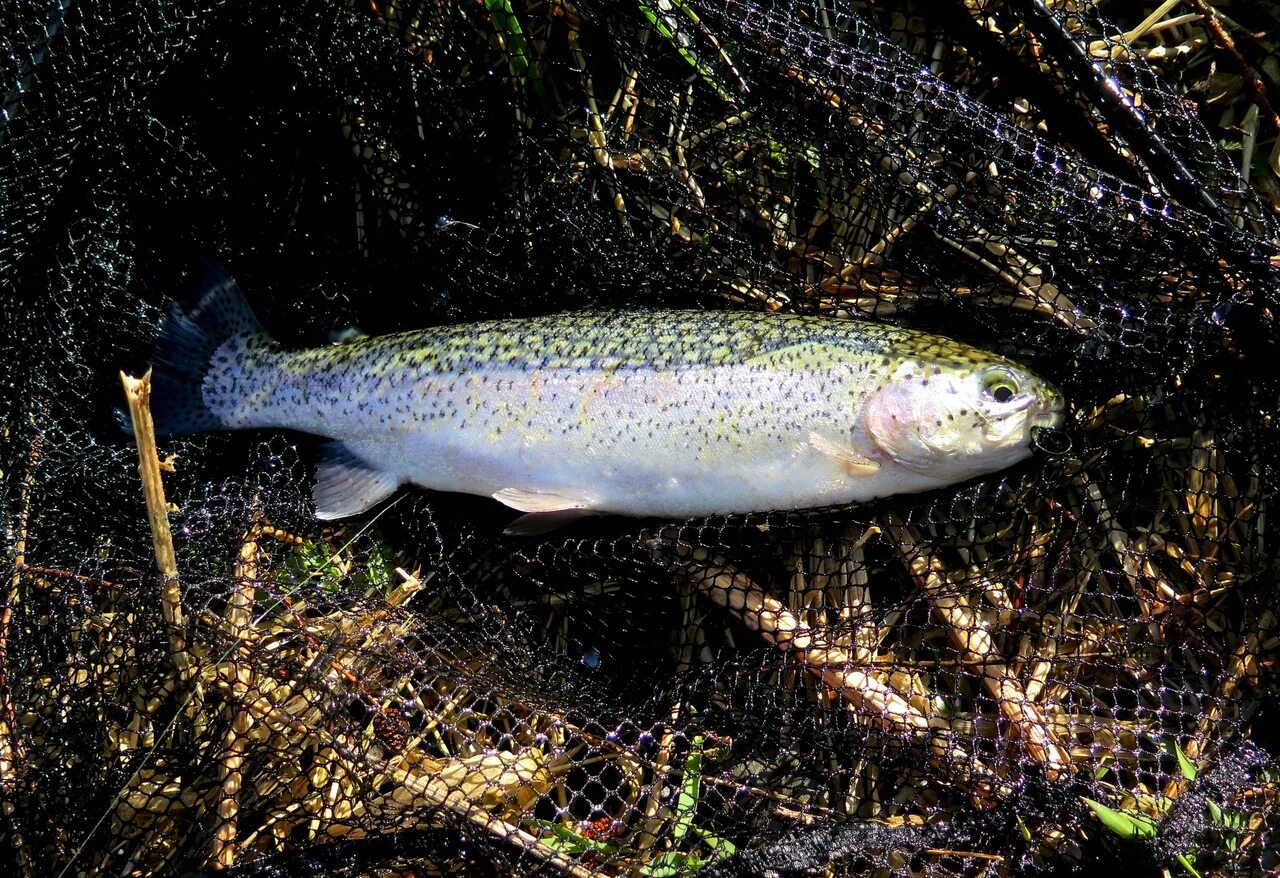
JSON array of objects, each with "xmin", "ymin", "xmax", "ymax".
[{"xmin": 3, "ymin": 0, "xmax": 1280, "ymax": 875}]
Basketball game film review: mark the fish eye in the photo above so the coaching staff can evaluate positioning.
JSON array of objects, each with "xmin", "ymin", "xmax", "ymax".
[{"xmin": 981, "ymin": 369, "xmax": 1019, "ymax": 404}]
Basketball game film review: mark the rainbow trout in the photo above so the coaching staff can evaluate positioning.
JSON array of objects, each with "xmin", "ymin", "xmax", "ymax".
[{"xmin": 145, "ymin": 268, "xmax": 1064, "ymax": 533}]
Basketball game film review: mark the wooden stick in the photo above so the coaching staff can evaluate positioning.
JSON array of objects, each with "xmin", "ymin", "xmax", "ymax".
[{"xmin": 120, "ymin": 370, "xmax": 191, "ymax": 679}]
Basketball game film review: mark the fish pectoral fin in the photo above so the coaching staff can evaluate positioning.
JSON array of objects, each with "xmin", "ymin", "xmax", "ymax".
[
  {"xmin": 313, "ymin": 441, "xmax": 401, "ymax": 520},
  {"xmin": 809, "ymin": 432, "xmax": 882, "ymax": 477},
  {"xmin": 492, "ymin": 487, "xmax": 594, "ymax": 513},
  {"xmin": 504, "ymin": 509, "xmax": 598, "ymax": 537}
]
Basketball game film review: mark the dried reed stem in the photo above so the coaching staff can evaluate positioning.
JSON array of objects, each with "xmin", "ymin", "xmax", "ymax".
[
  {"xmin": 366, "ymin": 752, "xmax": 610, "ymax": 878},
  {"xmin": 1164, "ymin": 605, "xmax": 1277, "ymax": 799}
]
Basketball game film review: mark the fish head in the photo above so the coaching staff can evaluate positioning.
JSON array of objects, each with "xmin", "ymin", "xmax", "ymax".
[{"xmin": 863, "ymin": 354, "xmax": 1064, "ymax": 481}]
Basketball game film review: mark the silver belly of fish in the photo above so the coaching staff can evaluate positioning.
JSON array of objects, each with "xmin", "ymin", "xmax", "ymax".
[{"xmin": 325, "ymin": 363, "xmax": 946, "ymax": 521}]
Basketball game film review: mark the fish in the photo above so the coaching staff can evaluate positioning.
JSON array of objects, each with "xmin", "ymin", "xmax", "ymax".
[{"xmin": 142, "ymin": 267, "xmax": 1065, "ymax": 534}]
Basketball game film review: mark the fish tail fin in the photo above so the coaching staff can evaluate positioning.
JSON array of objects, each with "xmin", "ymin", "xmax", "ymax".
[{"xmin": 137, "ymin": 264, "xmax": 275, "ymax": 437}]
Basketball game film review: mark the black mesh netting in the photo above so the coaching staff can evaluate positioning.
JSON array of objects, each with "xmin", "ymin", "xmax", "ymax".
[{"xmin": 4, "ymin": 0, "xmax": 1280, "ymax": 875}]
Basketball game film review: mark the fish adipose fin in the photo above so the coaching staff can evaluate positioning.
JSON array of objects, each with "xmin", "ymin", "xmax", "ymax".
[
  {"xmin": 314, "ymin": 442, "xmax": 402, "ymax": 519},
  {"xmin": 809, "ymin": 432, "xmax": 881, "ymax": 476},
  {"xmin": 143, "ymin": 263, "xmax": 274, "ymax": 437},
  {"xmin": 492, "ymin": 487, "xmax": 596, "ymax": 536}
]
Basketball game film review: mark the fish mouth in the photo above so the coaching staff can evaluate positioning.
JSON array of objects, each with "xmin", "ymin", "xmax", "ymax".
[{"xmin": 1031, "ymin": 389, "xmax": 1066, "ymax": 430}]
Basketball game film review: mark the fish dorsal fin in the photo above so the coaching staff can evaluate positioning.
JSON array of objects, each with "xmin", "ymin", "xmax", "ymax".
[
  {"xmin": 313, "ymin": 442, "xmax": 401, "ymax": 520},
  {"xmin": 809, "ymin": 432, "xmax": 882, "ymax": 476}
]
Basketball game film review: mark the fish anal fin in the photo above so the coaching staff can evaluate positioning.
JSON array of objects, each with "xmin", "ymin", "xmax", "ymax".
[
  {"xmin": 314, "ymin": 442, "xmax": 401, "ymax": 520},
  {"xmin": 492, "ymin": 487, "xmax": 593, "ymax": 513},
  {"xmin": 504, "ymin": 509, "xmax": 598, "ymax": 536},
  {"xmin": 809, "ymin": 432, "xmax": 882, "ymax": 477}
]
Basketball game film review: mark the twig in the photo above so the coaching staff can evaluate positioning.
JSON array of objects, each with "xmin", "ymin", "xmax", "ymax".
[
  {"xmin": 651, "ymin": 539, "xmax": 1010, "ymax": 802},
  {"xmin": 208, "ymin": 518, "xmax": 261, "ymax": 868},
  {"xmin": 680, "ymin": 110, "xmax": 753, "ymax": 152},
  {"xmin": 636, "ymin": 700, "xmax": 685, "ymax": 852},
  {"xmin": 842, "ymin": 182, "xmax": 963, "ymax": 273},
  {"xmin": 12, "ymin": 565, "xmax": 128, "ymax": 592},
  {"xmin": 884, "ymin": 518, "xmax": 1072, "ymax": 779},
  {"xmin": 120, "ymin": 370, "xmax": 192, "ymax": 680},
  {"xmin": 933, "ymin": 228, "xmax": 1094, "ymax": 332},
  {"xmin": 1, "ymin": 424, "xmax": 41, "ymax": 877},
  {"xmin": 1183, "ymin": 0, "xmax": 1280, "ymax": 134},
  {"xmin": 567, "ymin": 21, "xmax": 631, "ymax": 233}
]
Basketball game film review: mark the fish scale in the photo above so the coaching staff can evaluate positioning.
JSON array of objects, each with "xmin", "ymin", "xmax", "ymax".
[{"xmin": 146, "ymin": 267, "xmax": 1065, "ymax": 533}]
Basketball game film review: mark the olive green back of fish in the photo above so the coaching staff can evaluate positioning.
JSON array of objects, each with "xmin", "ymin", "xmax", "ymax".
[{"xmin": 283, "ymin": 309, "xmax": 1007, "ymax": 378}]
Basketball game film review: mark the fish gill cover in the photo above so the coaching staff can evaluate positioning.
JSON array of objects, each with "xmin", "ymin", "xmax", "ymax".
[{"xmin": 1, "ymin": 0, "xmax": 1279, "ymax": 876}]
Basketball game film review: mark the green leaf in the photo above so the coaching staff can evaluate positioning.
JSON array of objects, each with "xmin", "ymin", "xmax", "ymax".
[
  {"xmin": 690, "ymin": 826, "xmax": 736, "ymax": 857},
  {"xmin": 1174, "ymin": 743, "xmax": 1197, "ymax": 781},
  {"xmin": 526, "ymin": 820, "xmax": 629, "ymax": 856},
  {"xmin": 536, "ymin": 830, "xmax": 590, "ymax": 855},
  {"xmin": 635, "ymin": 2, "xmax": 734, "ymax": 102},
  {"xmin": 1206, "ymin": 799, "xmax": 1224, "ymax": 825},
  {"xmin": 642, "ymin": 851, "xmax": 705, "ymax": 876},
  {"xmin": 1082, "ymin": 798, "xmax": 1158, "ymax": 840},
  {"xmin": 1175, "ymin": 853, "xmax": 1203, "ymax": 878},
  {"xmin": 672, "ymin": 735, "xmax": 704, "ymax": 842},
  {"xmin": 484, "ymin": 0, "xmax": 542, "ymax": 95}
]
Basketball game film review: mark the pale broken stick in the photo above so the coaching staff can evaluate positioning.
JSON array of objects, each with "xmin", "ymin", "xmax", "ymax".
[
  {"xmin": 120, "ymin": 370, "xmax": 193, "ymax": 682},
  {"xmin": 650, "ymin": 539, "xmax": 1010, "ymax": 801}
]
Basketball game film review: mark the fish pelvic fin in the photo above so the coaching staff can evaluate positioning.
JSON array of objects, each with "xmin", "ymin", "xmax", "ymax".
[
  {"xmin": 314, "ymin": 442, "xmax": 402, "ymax": 519},
  {"xmin": 492, "ymin": 487, "xmax": 598, "ymax": 535},
  {"xmin": 142, "ymin": 263, "xmax": 276, "ymax": 437},
  {"xmin": 492, "ymin": 487, "xmax": 594, "ymax": 513}
]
